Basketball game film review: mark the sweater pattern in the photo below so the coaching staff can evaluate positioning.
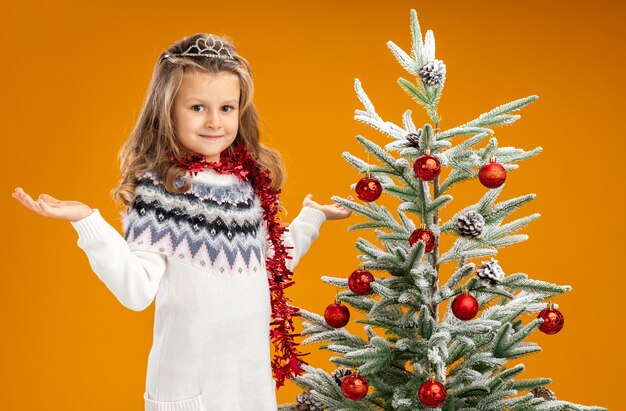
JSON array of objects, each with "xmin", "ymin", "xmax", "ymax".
[{"xmin": 121, "ymin": 171, "xmax": 266, "ymax": 278}]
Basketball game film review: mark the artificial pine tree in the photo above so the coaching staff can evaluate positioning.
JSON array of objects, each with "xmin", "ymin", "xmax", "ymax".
[{"xmin": 279, "ymin": 9, "xmax": 606, "ymax": 411}]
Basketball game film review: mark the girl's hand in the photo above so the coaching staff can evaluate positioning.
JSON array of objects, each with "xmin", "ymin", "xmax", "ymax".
[
  {"xmin": 302, "ymin": 194, "xmax": 353, "ymax": 220},
  {"xmin": 12, "ymin": 187, "xmax": 94, "ymax": 222}
]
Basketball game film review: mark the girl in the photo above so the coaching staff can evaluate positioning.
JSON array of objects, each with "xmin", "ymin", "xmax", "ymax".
[{"xmin": 12, "ymin": 33, "xmax": 353, "ymax": 411}]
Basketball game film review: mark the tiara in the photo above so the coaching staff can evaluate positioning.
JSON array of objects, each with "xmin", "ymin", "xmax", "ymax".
[{"xmin": 163, "ymin": 35, "xmax": 235, "ymax": 61}]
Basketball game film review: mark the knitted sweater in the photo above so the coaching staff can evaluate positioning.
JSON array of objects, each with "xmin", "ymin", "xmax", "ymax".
[{"xmin": 70, "ymin": 168, "xmax": 326, "ymax": 411}]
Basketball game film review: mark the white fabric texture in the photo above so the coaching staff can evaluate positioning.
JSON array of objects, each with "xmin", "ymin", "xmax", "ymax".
[{"xmin": 70, "ymin": 168, "xmax": 326, "ymax": 411}]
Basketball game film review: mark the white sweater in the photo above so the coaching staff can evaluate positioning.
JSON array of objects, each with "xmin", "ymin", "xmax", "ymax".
[{"xmin": 70, "ymin": 168, "xmax": 326, "ymax": 411}]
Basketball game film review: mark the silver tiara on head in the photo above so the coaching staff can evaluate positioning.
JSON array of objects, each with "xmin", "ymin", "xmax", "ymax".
[{"xmin": 163, "ymin": 35, "xmax": 235, "ymax": 61}]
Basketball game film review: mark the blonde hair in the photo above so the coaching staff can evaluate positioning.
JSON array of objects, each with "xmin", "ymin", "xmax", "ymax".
[{"xmin": 110, "ymin": 33, "xmax": 285, "ymax": 210}]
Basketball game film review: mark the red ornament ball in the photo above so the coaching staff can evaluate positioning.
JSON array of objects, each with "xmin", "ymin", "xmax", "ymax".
[
  {"xmin": 537, "ymin": 305, "xmax": 565, "ymax": 335},
  {"xmin": 409, "ymin": 228, "xmax": 435, "ymax": 253},
  {"xmin": 324, "ymin": 302, "xmax": 350, "ymax": 328},
  {"xmin": 348, "ymin": 269, "xmax": 375, "ymax": 295},
  {"xmin": 413, "ymin": 154, "xmax": 441, "ymax": 181},
  {"xmin": 478, "ymin": 158, "xmax": 506, "ymax": 188},
  {"xmin": 341, "ymin": 374, "xmax": 369, "ymax": 401},
  {"xmin": 418, "ymin": 378, "xmax": 447, "ymax": 408},
  {"xmin": 451, "ymin": 293, "xmax": 479, "ymax": 321},
  {"xmin": 355, "ymin": 177, "xmax": 383, "ymax": 202}
]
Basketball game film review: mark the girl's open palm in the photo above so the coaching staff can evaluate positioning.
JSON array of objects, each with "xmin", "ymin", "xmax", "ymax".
[
  {"xmin": 302, "ymin": 194, "xmax": 353, "ymax": 220},
  {"xmin": 12, "ymin": 187, "xmax": 93, "ymax": 222}
]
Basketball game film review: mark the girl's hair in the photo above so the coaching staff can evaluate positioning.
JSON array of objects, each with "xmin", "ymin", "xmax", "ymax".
[{"xmin": 110, "ymin": 33, "xmax": 285, "ymax": 209}]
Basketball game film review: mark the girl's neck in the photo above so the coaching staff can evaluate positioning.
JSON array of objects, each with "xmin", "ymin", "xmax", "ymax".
[{"xmin": 169, "ymin": 144, "xmax": 254, "ymax": 180}]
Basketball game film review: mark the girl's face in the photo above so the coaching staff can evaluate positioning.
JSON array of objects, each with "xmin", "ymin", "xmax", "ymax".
[{"xmin": 172, "ymin": 70, "xmax": 240, "ymax": 162}]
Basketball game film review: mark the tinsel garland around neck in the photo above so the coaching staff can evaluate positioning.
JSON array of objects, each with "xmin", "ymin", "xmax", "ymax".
[{"xmin": 167, "ymin": 145, "xmax": 308, "ymax": 388}]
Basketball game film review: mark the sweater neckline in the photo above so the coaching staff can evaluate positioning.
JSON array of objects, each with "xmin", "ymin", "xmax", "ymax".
[{"xmin": 184, "ymin": 168, "xmax": 241, "ymax": 187}]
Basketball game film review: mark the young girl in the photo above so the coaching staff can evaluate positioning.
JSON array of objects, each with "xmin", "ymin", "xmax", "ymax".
[{"xmin": 12, "ymin": 33, "xmax": 353, "ymax": 411}]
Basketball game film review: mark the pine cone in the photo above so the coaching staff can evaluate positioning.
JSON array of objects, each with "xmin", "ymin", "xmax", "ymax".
[
  {"xmin": 296, "ymin": 390, "xmax": 326, "ymax": 411},
  {"xmin": 404, "ymin": 131, "xmax": 422, "ymax": 149},
  {"xmin": 457, "ymin": 211, "xmax": 485, "ymax": 238},
  {"xmin": 331, "ymin": 367, "xmax": 353, "ymax": 386},
  {"xmin": 476, "ymin": 257, "xmax": 505, "ymax": 286},
  {"xmin": 531, "ymin": 386, "xmax": 557, "ymax": 401},
  {"xmin": 419, "ymin": 59, "xmax": 446, "ymax": 86}
]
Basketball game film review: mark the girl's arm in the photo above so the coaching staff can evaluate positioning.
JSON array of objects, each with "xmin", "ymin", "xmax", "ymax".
[
  {"xmin": 265, "ymin": 194, "xmax": 353, "ymax": 271},
  {"xmin": 278, "ymin": 206, "xmax": 327, "ymax": 271},
  {"xmin": 12, "ymin": 187, "xmax": 166, "ymax": 312},
  {"xmin": 70, "ymin": 209, "xmax": 167, "ymax": 312}
]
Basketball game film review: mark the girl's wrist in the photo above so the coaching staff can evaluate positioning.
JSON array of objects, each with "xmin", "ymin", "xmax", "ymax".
[
  {"xmin": 305, "ymin": 204, "xmax": 325, "ymax": 216},
  {"xmin": 71, "ymin": 208, "xmax": 95, "ymax": 223}
]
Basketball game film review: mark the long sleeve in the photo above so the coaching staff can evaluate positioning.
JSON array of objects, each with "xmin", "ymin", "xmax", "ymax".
[
  {"xmin": 266, "ymin": 206, "xmax": 327, "ymax": 272},
  {"xmin": 70, "ymin": 208, "xmax": 167, "ymax": 312}
]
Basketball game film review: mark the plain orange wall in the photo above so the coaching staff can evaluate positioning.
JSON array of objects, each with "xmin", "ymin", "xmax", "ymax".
[{"xmin": 2, "ymin": 0, "xmax": 623, "ymax": 409}]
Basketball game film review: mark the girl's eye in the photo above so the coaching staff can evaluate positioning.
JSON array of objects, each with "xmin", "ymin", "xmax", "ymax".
[{"xmin": 191, "ymin": 104, "xmax": 235, "ymax": 113}]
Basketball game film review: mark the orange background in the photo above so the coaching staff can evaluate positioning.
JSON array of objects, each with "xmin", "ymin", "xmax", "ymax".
[{"xmin": 2, "ymin": 0, "xmax": 624, "ymax": 409}]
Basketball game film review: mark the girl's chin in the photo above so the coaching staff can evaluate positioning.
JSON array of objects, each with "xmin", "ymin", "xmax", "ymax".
[{"xmin": 180, "ymin": 142, "xmax": 233, "ymax": 161}]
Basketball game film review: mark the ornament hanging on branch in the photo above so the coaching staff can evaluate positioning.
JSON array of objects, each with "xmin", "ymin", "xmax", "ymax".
[
  {"xmin": 418, "ymin": 372, "xmax": 447, "ymax": 408},
  {"xmin": 419, "ymin": 59, "xmax": 447, "ymax": 86},
  {"xmin": 355, "ymin": 155, "xmax": 383, "ymax": 202},
  {"xmin": 451, "ymin": 289, "xmax": 479, "ymax": 321},
  {"xmin": 537, "ymin": 302, "xmax": 565, "ymax": 335},
  {"xmin": 413, "ymin": 147, "xmax": 441, "ymax": 181},
  {"xmin": 341, "ymin": 370, "xmax": 369, "ymax": 401},
  {"xmin": 479, "ymin": 155, "xmax": 507, "ymax": 189},
  {"xmin": 476, "ymin": 257, "xmax": 505, "ymax": 286},
  {"xmin": 457, "ymin": 210, "xmax": 485, "ymax": 238},
  {"xmin": 324, "ymin": 295, "xmax": 350, "ymax": 328},
  {"xmin": 355, "ymin": 177, "xmax": 382, "ymax": 202},
  {"xmin": 409, "ymin": 224, "xmax": 435, "ymax": 253},
  {"xmin": 348, "ymin": 268, "xmax": 375, "ymax": 295}
]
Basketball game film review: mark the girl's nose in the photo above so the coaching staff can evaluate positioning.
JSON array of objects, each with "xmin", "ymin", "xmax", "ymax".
[{"xmin": 205, "ymin": 111, "xmax": 221, "ymax": 128}]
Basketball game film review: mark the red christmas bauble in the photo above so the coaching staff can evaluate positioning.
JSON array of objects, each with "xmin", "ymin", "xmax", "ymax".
[
  {"xmin": 418, "ymin": 378, "xmax": 447, "ymax": 408},
  {"xmin": 348, "ymin": 269, "xmax": 374, "ymax": 295},
  {"xmin": 413, "ymin": 154, "xmax": 441, "ymax": 181},
  {"xmin": 355, "ymin": 177, "xmax": 383, "ymax": 202},
  {"xmin": 451, "ymin": 292, "xmax": 479, "ymax": 321},
  {"xmin": 324, "ymin": 302, "xmax": 350, "ymax": 328},
  {"xmin": 537, "ymin": 304, "xmax": 564, "ymax": 335},
  {"xmin": 409, "ymin": 227, "xmax": 435, "ymax": 253},
  {"xmin": 341, "ymin": 374, "xmax": 369, "ymax": 400},
  {"xmin": 478, "ymin": 157, "xmax": 506, "ymax": 188}
]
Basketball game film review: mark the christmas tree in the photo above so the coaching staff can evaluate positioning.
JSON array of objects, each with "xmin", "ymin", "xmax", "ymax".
[{"xmin": 279, "ymin": 10, "xmax": 607, "ymax": 411}]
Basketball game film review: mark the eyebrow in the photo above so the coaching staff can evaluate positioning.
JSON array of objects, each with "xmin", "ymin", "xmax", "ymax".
[{"xmin": 185, "ymin": 97, "xmax": 239, "ymax": 105}]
